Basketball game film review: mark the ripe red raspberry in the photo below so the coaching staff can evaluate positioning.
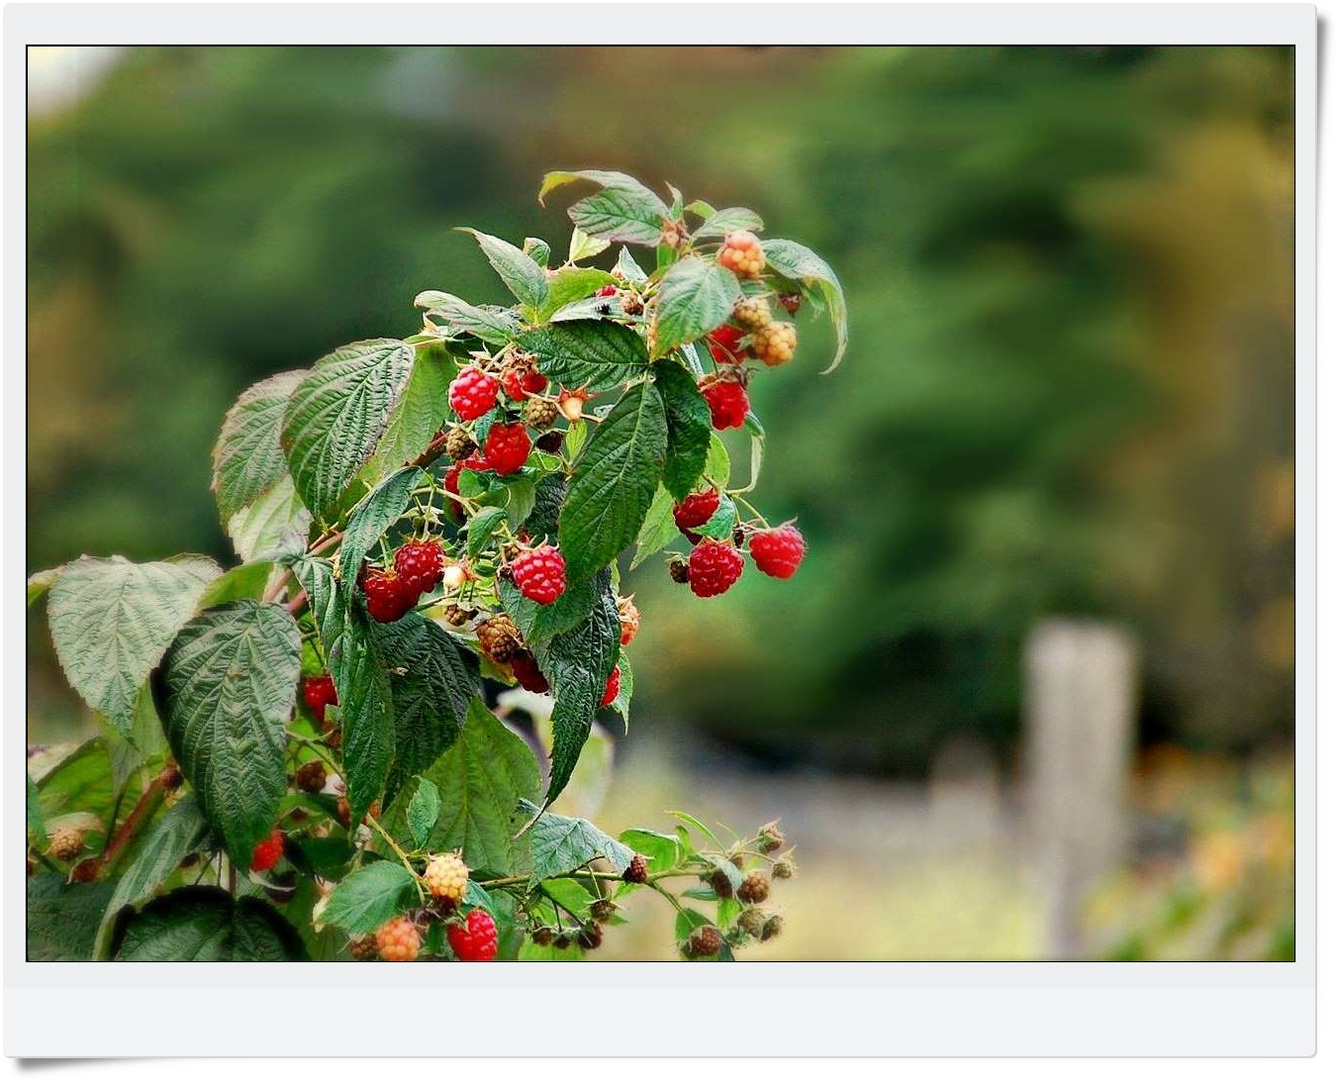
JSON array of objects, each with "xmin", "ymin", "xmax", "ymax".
[
  {"xmin": 483, "ymin": 422, "xmax": 531, "ymax": 475},
  {"xmin": 511, "ymin": 650, "xmax": 550, "ymax": 693},
  {"xmin": 707, "ymin": 324, "xmax": 746, "ymax": 365},
  {"xmin": 673, "ymin": 489, "xmax": 721, "ymax": 534},
  {"xmin": 752, "ymin": 321, "xmax": 798, "ymax": 367},
  {"xmin": 687, "ymin": 540, "xmax": 745, "ymax": 598},
  {"xmin": 622, "ymin": 854, "xmax": 649, "ymax": 884},
  {"xmin": 302, "ymin": 673, "xmax": 338, "ymax": 719},
  {"xmin": 748, "ymin": 524, "xmax": 806, "ymax": 579},
  {"xmin": 393, "ymin": 539, "xmax": 445, "ymax": 597},
  {"xmin": 502, "ymin": 365, "xmax": 548, "ymax": 402},
  {"xmin": 449, "ymin": 366, "xmax": 500, "ymax": 421},
  {"xmin": 699, "ymin": 375, "xmax": 749, "ymax": 430},
  {"xmin": 596, "ymin": 283, "xmax": 619, "ymax": 298},
  {"xmin": 617, "ymin": 595, "xmax": 641, "ymax": 646},
  {"xmin": 600, "ymin": 666, "xmax": 621, "ymax": 708},
  {"xmin": 362, "ymin": 566, "xmax": 414, "ymax": 622},
  {"xmin": 250, "ymin": 829, "xmax": 284, "ymax": 872},
  {"xmin": 447, "ymin": 909, "xmax": 498, "ymax": 962},
  {"xmin": 684, "ymin": 925, "xmax": 725, "ymax": 959},
  {"xmin": 717, "ymin": 230, "xmax": 766, "ymax": 278},
  {"xmin": 511, "ymin": 544, "xmax": 567, "ymax": 605},
  {"xmin": 376, "ymin": 916, "xmax": 422, "ymax": 962}
]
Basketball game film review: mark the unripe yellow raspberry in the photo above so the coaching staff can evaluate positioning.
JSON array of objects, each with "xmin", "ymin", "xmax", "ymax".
[
  {"xmin": 752, "ymin": 321, "xmax": 797, "ymax": 367},
  {"xmin": 732, "ymin": 295, "xmax": 772, "ymax": 331},
  {"xmin": 718, "ymin": 231, "xmax": 766, "ymax": 279},
  {"xmin": 376, "ymin": 916, "xmax": 421, "ymax": 962},
  {"xmin": 48, "ymin": 827, "xmax": 85, "ymax": 861},
  {"xmin": 423, "ymin": 851, "xmax": 469, "ymax": 903}
]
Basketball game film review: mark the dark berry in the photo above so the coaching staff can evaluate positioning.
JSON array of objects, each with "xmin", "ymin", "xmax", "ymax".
[
  {"xmin": 622, "ymin": 854, "xmax": 648, "ymax": 884},
  {"xmin": 511, "ymin": 650, "xmax": 550, "ymax": 693},
  {"xmin": 294, "ymin": 760, "xmax": 327, "ymax": 794},
  {"xmin": 737, "ymin": 871, "xmax": 770, "ymax": 904},
  {"xmin": 477, "ymin": 614, "xmax": 522, "ymax": 663},
  {"xmin": 684, "ymin": 925, "xmax": 724, "ymax": 959},
  {"xmin": 446, "ymin": 427, "xmax": 478, "ymax": 462}
]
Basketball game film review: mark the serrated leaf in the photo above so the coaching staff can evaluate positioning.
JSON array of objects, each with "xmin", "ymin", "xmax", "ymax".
[
  {"xmin": 568, "ymin": 226, "xmax": 610, "ymax": 263},
  {"xmin": 523, "ymin": 802, "xmax": 634, "ymax": 882},
  {"xmin": 538, "ymin": 267, "xmax": 617, "ymax": 321},
  {"xmin": 49, "ymin": 555, "xmax": 221, "ymax": 738},
  {"xmin": 292, "ymin": 556, "xmax": 344, "ymax": 660},
  {"xmin": 28, "ymin": 566, "xmax": 60, "ymax": 606},
  {"xmin": 407, "ymin": 778, "xmax": 441, "ymax": 850},
  {"xmin": 526, "ymin": 474, "xmax": 566, "ymax": 538},
  {"xmin": 761, "ymin": 238, "xmax": 848, "ymax": 372},
  {"xmin": 693, "ymin": 206, "xmax": 764, "ymax": 239},
  {"xmin": 654, "ymin": 361, "xmax": 712, "ymax": 500},
  {"xmin": 651, "ymin": 255, "xmax": 741, "ymax": 355},
  {"xmin": 33, "ymin": 739, "xmax": 114, "ymax": 823},
  {"xmin": 618, "ymin": 828, "xmax": 681, "ymax": 874},
  {"xmin": 281, "ymin": 338, "xmax": 415, "ymax": 519},
  {"xmin": 196, "ymin": 561, "xmax": 274, "ymax": 610},
  {"xmin": 26, "ymin": 774, "xmax": 45, "ymax": 841},
  {"xmin": 157, "ymin": 601, "xmax": 301, "ymax": 866},
  {"xmin": 322, "ymin": 861, "xmax": 420, "ymax": 936},
  {"xmin": 415, "ymin": 291, "xmax": 519, "ymax": 346},
  {"xmin": 539, "ymin": 169, "xmax": 670, "ymax": 247},
  {"xmin": 705, "ymin": 433, "xmax": 732, "ymax": 486},
  {"xmin": 559, "ymin": 381, "xmax": 667, "ymax": 581},
  {"xmin": 631, "ymin": 485, "xmax": 678, "ymax": 569},
  {"xmin": 211, "ymin": 370, "xmax": 307, "ymax": 523},
  {"xmin": 498, "ymin": 565, "xmax": 610, "ymax": 646},
  {"xmin": 616, "ymin": 246, "xmax": 649, "ymax": 285},
  {"xmin": 457, "ymin": 228, "xmax": 549, "ymax": 312},
  {"xmin": 226, "ymin": 475, "xmax": 312, "ymax": 563},
  {"xmin": 524, "ymin": 236, "xmax": 551, "ymax": 267},
  {"xmin": 338, "ymin": 466, "xmax": 425, "ymax": 586},
  {"xmin": 697, "ymin": 494, "xmax": 737, "ymax": 540},
  {"xmin": 114, "ymin": 886, "xmax": 307, "ymax": 960},
  {"xmin": 519, "ymin": 319, "xmax": 649, "ymax": 394},
  {"xmin": 370, "ymin": 341, "xmax": 455, "ymax": 474},
  {"xmin": 466, "ymin": 505, "xmax": 507, "ymax": 558},
  {"xmin": 27, "ymin": 875, "xmax": 116, "ymax": 961},
  {"xmin": 333, "ymin": 610, "xmax": 396, "ymax": 825}
]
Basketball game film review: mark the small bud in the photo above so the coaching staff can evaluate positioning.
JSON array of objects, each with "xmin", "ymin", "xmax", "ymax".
[
  {"xmin": 758, "ymin": 821, "xmax": 786, "ymax": 853},
  {"xmin": 771, "ymin": 856, "xmax": 795, "ymax": 880},
  {"xmin": 590, "ymin": 899, "xmax": 618, "ymax": 923},
  {"xmin": 779, "ymin": 291, "xmax": 803, "ymax": 315},
  {"xmin": 761, "ymin": 914, "xmax": 784, "ymax": 941},
  {"xmin": 531, "ymin": 926, "xmax": 556, "ymax": 947}
]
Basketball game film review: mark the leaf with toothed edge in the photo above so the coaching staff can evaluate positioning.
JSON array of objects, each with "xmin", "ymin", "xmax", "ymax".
[
  {"xmin": 212, "ymin": 369, "xmax": 308, "ymax": 524},
  {"xmin": 760, "ymin": 238, "xmax": 848, "ymax": 372}
]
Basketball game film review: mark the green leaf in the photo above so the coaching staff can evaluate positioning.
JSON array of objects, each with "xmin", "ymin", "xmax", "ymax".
[
  {"xmin": 114, "ymin": 887, "xmax": 307, "ymax": 961},
  {"xmin": 456, "ymin": 228, "xmax": 549, "ymax": 312},
  {"xmin": 667, "ymin": 810, "xmax": 724, "ymax": 850},
  {"xmin": 519, "ymin": 319, "xmax": 649, "ymax": 394},
  {"xmin": 322, "ymin": 861, "xmax": 419, "ymax": 936},
  {"xmin": 526, "ymin": 474, "xmax": 567, "ymax": 538},
  {"xmin": 49, "ymin": 555, "xmax": 221, "ymax": 739},
  {"xmin": 281, "ymin": 338, "xmax": 415, "ymax": 520},
  {"xmin": 292, "ymin": 556, "xmax": 344, "ymax": 658},
  {"xmin": 568, "ymin": 226, "xmax": 610, "ymax": 263},
  {"xmin": 539, "ymin": 169, "xmax": 670, "ymax": 246},
  {"xmin": 338, "ymin": 466, "xmax": 425, "ymax": 586},
  {"xmin": 333, "ymin": 610, "xmax": 396, "ymax": 825},
  {"xmin": 631, "ymin": 484, "xmax": 679, "ymax": 569},
  {"xmin": 498, "ymin": 566, "xmax": 610, "ymax": 646},
  {"xmin": 466, "ymin": 505, "xmax": 508, "ymax": 558},
  {"xmin": 692, "ymin": 206, "xmax": 764, "ymax": 239},
  {"xmin": 415, "ymin": 291, "xmax": 519, "ymax": 346},
  {"xmin": 157, "ymin": 601, "xmax": 302, "ymax": 866},
  {"xmin": 226, "ymin": 475, "xmax": 312, "ymax": 563},
  {"xmin": 103, "ymin": 687, "xmax": 167, "ymax": 792},
  {"xmin": 761, "ymin": 238, "xmax": 848, "ymax": 372},
  {"xmin": 33, "ymin": 739, "xmax": 114, "ymax": 823},
  {"xmin": 211, "ymin": 369, "xmax": 307, "ymax": 524},
  {"xmin": 380, "ymin": 698, "xmax": 541, "ymax": 876},
  {"xmin": 524, "ymin": 804, "xmax": 634, "ymax": 883},
  {"xmin": 616, "ymin": 247, "xmax": 649, "ymax": 285},
  {"xmin": 537, "ymin": 268, "xmax": 616, "ymax": 321},
  {"xmin": 27, "ymin": 875, "xmax": 116, "ymax": 961},
  {"xmin": 654, "ymin": 361, "xmax": 712, "ymax": 500},
  {"xmin": 370, "ymin": 341, "xmax": 455, "ymax": 475},
  {"xmin": 406, "ymin": 778, "xmax": 441, "ymax": 850},
  {"xmin": 196, "ymin": 561, "xmax": 274, "ymax": 610},
  {"xmin": 26, "ymin": 774, "xmax": 45, "ymax": 841},
  {"xmin": 705, "ymin": 433, "xmax": 732, "ymax": 486},
  {"xmin": 651, "ymin": 255, "xmax": 741, "ymax": 355},
  {"xmin": 524, "ymin": 236, "xmax": 551, "ymax": 267},
  {"xmin": 697, "ymin": 493, "xmax": 737, "ymax": 540},
  {"xmin": 28, "ymin": 566, "xmax": 61, "ymax": 606},
  {"xmin": 559, "ymin": 381, "xmax": 668, "ymax": 581},
  {"xmin": 618, "ymin": 828, "xmax": 681, "ymax": 874}
]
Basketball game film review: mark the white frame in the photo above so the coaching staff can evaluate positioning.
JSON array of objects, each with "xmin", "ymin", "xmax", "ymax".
[{"xmin": 3, "ymin": 3, "xmax": 1318, "ymax": 1058}]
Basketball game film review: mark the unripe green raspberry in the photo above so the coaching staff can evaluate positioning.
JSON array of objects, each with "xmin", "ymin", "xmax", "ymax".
[
  {"xmin": 446, "ymin": 426, "xmax": 478, "ymax": 462},
  {"xmin": 761, "ymin": 914, "xmax": 784, "ymax": 942},
  {"xmin": 758, "ymin": 821, "xmax": 785, "ymax": 853},
  {"xmin": 524, "ymin": 397, "xmax": 559, "ymax": 431},
  {"xmin": 771, "ymin": 856, "xmax": 795, "ymax": 880},
  {"xmin": 737, "ymin": 908, "xmax": 768, "ymax": 939}
]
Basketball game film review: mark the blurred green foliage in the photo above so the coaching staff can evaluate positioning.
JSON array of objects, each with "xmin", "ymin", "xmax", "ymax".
[{"xmin": 28, "ymin": 46, "xmax": 1294, "ymax": 772}]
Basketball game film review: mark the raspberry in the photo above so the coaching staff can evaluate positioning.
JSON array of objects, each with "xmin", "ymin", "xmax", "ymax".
[
  {"xmin": 771, "ymin": 856, "xmax": 795, "ymax": 880},
  {"xmin": 737, "ymin": 908, "xmax": 767, "ymax": 939},
  {"xmin": 576, "ymin": 923, "xmax": 603, "ymax": 950},
  {"xmin": 620, "ymin": 292, "xmax": 645, "ymax": 316},
  {"xmin": 684, "ymin": 925, "xmax": 724, "ymax": 959},
  {"xmin": 590, "ymin": 899, "xmax": 617, "ymax": 923},
  {"xmin": 660, "ymin": 219, "xmax": 689, "ymax": 249},
  {"xmin": 70, "ymin": 858, "xmax": 100, "ymax": 883},
  {"xmin": 732, "ymin": 295, "xmax": 772, "ymax": 331},
  {"xmin": 294, "ymin": 760, "xmax": 327, "ymax": 794},
  {"xmin": 477, "ymin": 614, "xmax": 522, "ymax": 663},
  {"xmin": 531, "ymin": 926, "xmax": 556, "ymax": 947},
  {"xmin": 699, "ymin": 375, "xmax": 749, "ymax": 430},
  {"xmin": 394, "ymin": 539, "xmax": 445, "ymax": 597},
  {"xmin": 511, "ymin": 545, "xmax": 567, "ymax": 605},
  {"xmin": 250, "ymin": 829, "xmax": 285, "ymax": 872},
  {"xmin": 376, "ymin": 916, "xmax": 422, "ymax": 962},
  {"xmin": 622, "ymin": 854, "xmax": 648, "ymax": 884},
  {"xmin": 673, "ymin": 489, "xmax": 721, "ymax": 535},
  {"xmin": 524, "ymin": 397, "xmax": 559, "ymax": 431},
  {"xmin": 348, "ymin": 935, "xmax": 380, "ymax": 962},
  {"xmin": 535, "ymin": 430, "xmax": 565, "ymax": 453},
  {"xmin": 599, "ymin": 666, "xmax": 621, "ymax": 709},
  {"xmin": 617, "ymin": 595, "xmax": 641, "ymax": 646},
  {"xmin": 483, "ymin": 422, "xmax": 531, "ymax": 475},
  {"xmin": 668, "ymin": 558, "xmax": 690, "ymax": 584},
  {"xmin": 779, "ymin": 291, "xmax": 803, "ymax": 315},
  {"xmin": 707, "ymin": 324, "xmax": 746, "ymax": 365},
  {"xmin": 707, "ymin": 869, "xmax": 734, "ymax": 899},
  {"xmin": 422, "ymin": 852, "xmax": 469, "ymax": 903},
  {"xmin": 449, "ymin": 366, "xmax": 500, "ymax": 421},
  {"xmin": 596, "ymin": 283, "xmax": 619, "ymax": 298},
  {"xmin": 758, "ymin": 821, "xmax": 786, "ymax": 853},
  {"xmin": 362, "ymin": 566, "xmax": 414, "ymax": 622},
  {"xmin": 47, "ymin": 827, "xmax": 84, "ymax": 861},
  {"xmin": 502, "ymin": 364, "xmax": 548, "ymax": 402},
  {"xmin": 446, "ymin": 426, "xmax": 478, "ymax": 462},
  {"xmin": 752, "ymin": 321, "xmax": 797, "ymax": 367},
  {"xmin": 443, "ymin": 603, "xmax": 476, "ymax": 626},
  {"xmin": 718, "ymin": 230, "xmax": 765, "ymax": 278},
  {"xmin": 302, "ymin": 673, "xmax": 338, "ymax": 720},
  {"xmin": 687, "ymin": 540, "xmax": 745, "ymax": 598},
  {"xmin": 444, "ymin": 462, "xmax": 464, "ymax": 498},
  {"xmin": 761, "ymin": 914, "xmax": 784, "ymax": 941},
  {"xmin": 511, "ymin": 650, "xmax": 550, "ymax": 693},
  {"xmin": 749, "ymin": 524, "xmax": 806, "ymax": 579},
  {"xmin": 737, "ymin": 871, "xmax": 770, "ymax": 904},
  {"xmin": 447, "ymin": 908, "xmax": 498, "ymax": 962}
]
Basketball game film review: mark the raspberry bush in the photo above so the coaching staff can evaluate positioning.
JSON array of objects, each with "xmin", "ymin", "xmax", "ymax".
[{"xmin": 26, "ymin": 169, "xmax": 843, "ymax": 962}]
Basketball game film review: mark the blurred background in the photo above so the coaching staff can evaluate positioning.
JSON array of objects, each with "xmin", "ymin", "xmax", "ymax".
[{"xmin": 27, "ymin": 46, "xmax": 1295, "ymax": 960}]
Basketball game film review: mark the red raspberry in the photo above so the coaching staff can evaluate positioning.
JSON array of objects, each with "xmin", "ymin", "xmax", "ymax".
[
  {"xmin": 511, "ymin": 650, "xmax": 550, "ymax": 693},
  {"xmin": 707, "ymin": 325, "xmax": 746, "ymax": 365},
  {"xmin": 699, "ymin": 376, "xmax": 749, "ymax": 430},
  {"xmin": 502, "ymin": 366, "xmax": 548, "ymax": 402},
  {"xmin": 511, "ymin": 545, "xmax": 567, "ymax": 605},
  {"xmin": 599, "ymin": 666, "xmax": 621, "ymax": 708},
  {"xmin": 687, "ymin": 540, "xmax": 745, "ymax": 598},
  {"xmin": 596, "ymin": 283, "xmax": 619, "ymax": 298},
  {"xmin": 673, "ymin": 489, "xmax": 721, "ymax": 535},
  {"xmin": 449, "ymin": 366, "xmax": 500, "ymax": 421},
  {"xmin": 250, "ymin": 829, "xmax": 284, "ymax": 872},
  {"xmin": 617, "ymin": 596, "xmax": 641, "ymax": 646},
  {"xmin": 483, "ymin": 423, "xmax": 531, "ymax": 475},
  {"xmin": 447, "ymin": 908, "xmax": 499, "ymax": 962},
  {"xmin": 717, "ymin": 230, "xmax": 766, "ymax": 278},
  {"xmin": 376, "ymin": 916, "xmax": 422, "ymax": 962},
  {"xmin": 302, "ymin": 674, "xmax": 338, "ymax": 720},
  {"xmin": 444, "ymin": 461, "xmax": 464, "ymax": 498},
  {"xmin": 394, "ymin": 539, "xmax": 445, "ymax": 597},
  {"xmin": 749, "ymin": 525, "xmax": 806, "ymax": 579},
  {"xmin": 362, "ymin": 566, "xmax": 414, "ymax": 623},
  {"xmin": 622, "ymin": 854, "xmax": 649, "ymax": 884}
]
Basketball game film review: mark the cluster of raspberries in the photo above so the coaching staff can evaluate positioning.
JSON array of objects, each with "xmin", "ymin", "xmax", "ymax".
[
  {"xmin": 670, "ymin": 487, "xmax": 807, "ymax": 599},
  {"xmin": 360, "ymin": 538, "xmax": 447, "ymax": 623}
]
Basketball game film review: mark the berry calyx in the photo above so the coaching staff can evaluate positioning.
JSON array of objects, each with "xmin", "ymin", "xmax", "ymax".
[
  {"xmin": 448, "ymin": 366, "xmax": 500, "ymax": 421},
  {"xmin": 447, "ymin": 908, "xmax": 498, "ymax": 962},
  {"xmin": 294, "ymin": 760, "xmax": 327, "ymax": 795},
  {"xmin": 737, "ymin": 871, "xmax": 770, "ymax": 904},
  {"xmin": 362, "ymin": 566, "xmax": 414, "ymax": 623},
  {"xmin": 511, "ymin": 544, "xmax": 567, "ymax": 605},
  {"xmin": 717, "ymin": 230, "xmax": 766, "ymax": 279},
  {"xmin": 622, "ymin": 854, "xmax": 649, "ymax": 884},
  {"xmin": 699, "ymin": 375, "xmax": 749, "ymax": 430},
  {"xmin": 394, "ymin": 539, "xmax": 445, "ymax": 597},
  {"xmin": 302, "ymin": 674, "xmax": 338, "ymax": 720},
  {"xmin": 752, "ymin": 321, "xmax": 797, "ymax": 367},
  {"xmin": 617, "ymin": 595, "xmax": 641, "ymax": 646},
  {"xmin": 502, "ymin": 364, "xmax": 548, "ymax": 402},
  {"xmin": 477, "ymin": 613, "xmax": 522, "ymax": 663},
  {"xmin": 707, "ymin": 324, "xmax": 746, "ymax": 365},
  {"xmin": 483, "ymin": 422, "xmax": 531, "ymax": 475},
  {"xmin": 376, "ymin": 916, "xmax": 422, "ymax": 962},
  {"xmin": 47, "ymin": 827, "xmax": 84, "ymax": 861},
  {"xmin": 423, "ymin": 851, "xmax": 469, "ymax": 903},
  {"xmin": 511, "ymin": 650, "xmax": 550, "ymax": 693},
  {"xmin": 600, "ymin": 666, "xmax": 621, "ymax": 709},
  {"xmin": 250, "ymin": 829, "xmax": 285, "ymax": 873},
  {"xmin": 687, "ymin": 540, "xmax": 746, "ymax": 598},
  {"xmin": 732, "ymin": 295, "xmax": 772, "ymax": 331},
  {"xmin": 684, "ymin": 925, "xmax": 724, "ymax": 959},
  {"xmin": 748, "ymin": 524, "xmax": 806, "ymax": 579},
  {"xmin": 673, "ymin": 489, "xmax": 721, "ymax": 534}
]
